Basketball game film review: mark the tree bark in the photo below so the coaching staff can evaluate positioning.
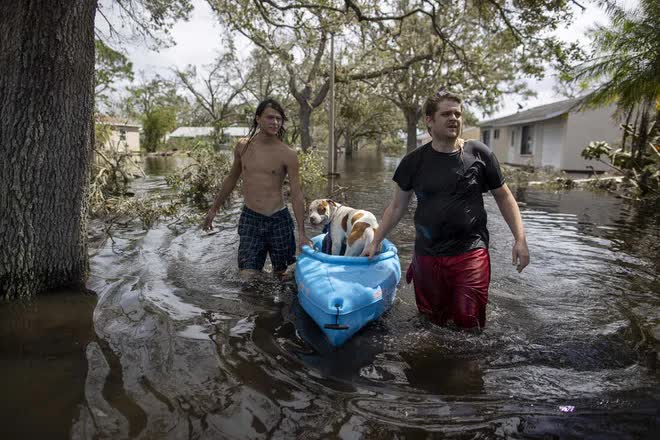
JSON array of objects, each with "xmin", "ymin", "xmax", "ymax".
[
  {"xmin": 298, "ymin": 105, "xmax": 312, "ymax": 152},
  {"xmin": 293, "ymin": 80, "xmax": 330, "ymax": 152},
  {"xmin": 405, "ymin": 107, "xmax": 420, "ymax": 153},
  {"xmin": 0, "ymin": 0, "xmax": 97, "ymax": 300},
  {"xmin": 345, "ymin": 131, "xmax": 353, "ymax": 156}
]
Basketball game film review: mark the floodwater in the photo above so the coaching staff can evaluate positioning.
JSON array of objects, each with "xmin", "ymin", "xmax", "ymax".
[{"xmin": 1, "ymin": 150, "xmax": 658, "ymax": 439}]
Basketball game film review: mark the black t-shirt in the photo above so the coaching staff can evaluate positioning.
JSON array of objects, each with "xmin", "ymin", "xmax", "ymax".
[{"xmin": 393, "ymin": 140, "xmax": 505, "ymax": 256}]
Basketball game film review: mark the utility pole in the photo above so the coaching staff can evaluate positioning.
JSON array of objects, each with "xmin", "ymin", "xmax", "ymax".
[{"xmin": 327, "ymin": 32, "xmax": 338, "ymax": 177}]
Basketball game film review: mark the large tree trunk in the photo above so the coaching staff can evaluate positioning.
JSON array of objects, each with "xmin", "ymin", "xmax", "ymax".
[
  {"xmin": 345, "ymin": 131, "xmax": 353, "ymax": 156},
  {"xmin": 0, "ymin": 0, "xmax": 97, "ymax": 300},
  {"xmin": 405, "ymin": 108, "xmax": 420, "ymax": 153},
  {"xmin": 298, "ymin": 105, "xmax": 312, "ymax": 152}
]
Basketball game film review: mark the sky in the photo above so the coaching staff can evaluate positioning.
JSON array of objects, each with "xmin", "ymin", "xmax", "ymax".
[{"xmin": 97, "ymin": 0, "xmax": 635, "ymax": 120}]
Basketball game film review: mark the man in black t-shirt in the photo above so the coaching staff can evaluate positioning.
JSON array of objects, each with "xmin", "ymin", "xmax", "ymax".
[{"xmin": 364, "ymin": 91, "xmax": 529, "ymax": 330}]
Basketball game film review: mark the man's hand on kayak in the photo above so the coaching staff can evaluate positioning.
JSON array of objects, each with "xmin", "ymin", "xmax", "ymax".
[
  {"xmin": 297, "ymin": 231, "xmax": 313, "ymax": 252},
  {"xmin": 362, "ymin": 240, "xmax": 382, "ymax": 259}
]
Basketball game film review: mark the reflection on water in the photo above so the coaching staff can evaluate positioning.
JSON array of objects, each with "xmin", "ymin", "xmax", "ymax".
[
  {"xmin": 0, "ymin": 291, "xmax": 96, "ymax": 439},
  {"xmin": 1, "ymin": 150, "xmax": 658, "ymax": 439},
  {"xmin": 141, "ymin": 155, "xmax": 188, "ymax": 176}
]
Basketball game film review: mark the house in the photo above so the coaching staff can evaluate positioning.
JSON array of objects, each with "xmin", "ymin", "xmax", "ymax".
[
  {"xmin": 167, "ymin": 126, "xmax": 250, "ymax": 143},
  {"xmin": 461, "ymin": 126, "xmax": 479, "ymax": 141},
  {"xmin": 478, "ymin": 97, "xmax": 619, "ymax": 172},
  {"xmin": 96, "ymin": 117, "xmax": 141, "ymax": 154}
]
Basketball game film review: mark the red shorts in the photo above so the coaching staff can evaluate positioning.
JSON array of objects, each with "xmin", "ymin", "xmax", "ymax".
[{"xmin": 406, "ymin": 248, "xmax": 491, "ymax": 329}]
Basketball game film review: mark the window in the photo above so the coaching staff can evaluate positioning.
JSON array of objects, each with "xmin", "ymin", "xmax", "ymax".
[
  {"xmin": 520, "ymin": 125, "xmax": 533, "ymax": 155},
  {"xmin": 119, "ymin": 129, "xmax": 127, "ymax": 141},
  {"xmin": 510, "ymin": 128, "xmax": 516, "ymax": 147},
  {"xmin": 482, "ymin": 129, "xmax": 490, "ymax": 146},
  {"xmin": 493, "ymin": 129, "xmax": 500, "ymax": 139}
]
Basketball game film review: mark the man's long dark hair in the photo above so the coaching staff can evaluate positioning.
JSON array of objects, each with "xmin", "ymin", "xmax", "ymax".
[
  {"xmin": 246, "ymin": 98, "xmax": 287, "ymax": 141},
  {"xmin": 240, "ymin": 98, "xmax": 287, "ymax": 156}
]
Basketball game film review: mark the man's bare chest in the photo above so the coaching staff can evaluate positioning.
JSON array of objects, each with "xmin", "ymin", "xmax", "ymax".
[{"xmin": 242, "ymin": 149, "xmax": 286, "ymax": 177}]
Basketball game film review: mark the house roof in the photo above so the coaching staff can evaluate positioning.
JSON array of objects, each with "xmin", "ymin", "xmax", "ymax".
[
  {"xmin": 479, "ymin": 97, "xmax": 584, "ymax": 127},
  {"xmin": 223, "ymin": 126, "xmax": 250, "ymax": 137},
  {"xmin": 169, "ymin": 127, "xmax": 214, "ymax": 137},
  {"xmin": 168, "ymin": 126, "xmax": 250, "ymax": 138}
]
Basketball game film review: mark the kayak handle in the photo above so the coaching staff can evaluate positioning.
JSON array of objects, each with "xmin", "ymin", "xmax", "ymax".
[
  {"xmin": 324, "ymin": 323, "xmax": 349, "ymax": 330},
  {"xmin": 324, "ymin": 304, "xmax": 349, "ymax": 330}
]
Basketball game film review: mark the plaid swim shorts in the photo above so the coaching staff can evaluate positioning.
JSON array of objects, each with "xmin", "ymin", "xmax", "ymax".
[{"xmin": 237, "ymin": 205, "xmax": 296, "ymax": 272}]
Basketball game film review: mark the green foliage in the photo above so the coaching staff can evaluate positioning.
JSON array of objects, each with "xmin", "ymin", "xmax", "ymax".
[
  {"xmin": 163, "ymin": 144, "xmax": 328, "ymax": 216},
  {"xmin": 94, "ymin": 40, "xmax": 133, "ymax": 108},
  {"xmin": 462, "ymin": 109, "xmax": 480, "ymax": 128},
  {"xmin": 502, "ymin": 165, "xmax": 576, "ymax": 191},
  {"xmin": 244, "ymin": 48, "xmax": 289, "ymax": 101},
  {"xmin": 334, "ymin": 1, "xmax": 554, "ymax": 151},
  {"xmin": 142, "ymin": 107, "xmax": 177, "ymax": 152},
  {"xmin": 582, "ymin": 140, "xmax": 651, "ymax": 170},
  {"xmin": 102, "ymin": 196, "xmax": 180, "ymax": 230},
  {"xmin": 97, "ymin": 0, "xmax": 193, "ymax": 48},
  {"xmin": 297, "ymin": 149, "xmax": 327, "ymax": 200},
  {"xmin": 569, "ymin": 0, "xmax": 659, "ymax": 109},
  {"xmin": 165, "ymin": 136, "xmax": 210, "ymax": 151},
  {"xmin": 165, "ymin": 143, "xmax": 233, "ymax": 206},
  {"xmin": 89, "ymin": 123, "xmax": 143, "ymax": 210},
  {"xmin": 334, "ymin": 82, "xmax": 402, "ymax": 154},
  {"xmin": 581, "ymin": 136, "xmax": 660, "ymax": 199},
  {"xmin": 88, "ymin": 142, "xmax": 174, "ymax": 233},
  {"xmin": 92, "ymin": 142, "xmax": 328, "ymax": 232},
  {"xmin": 121, "ymin": 77, "xmax": 188, "ymax": 152},
  {"xmin": 173, "ymin": 47, "xmax": 250, "ymax": 137},
  {"xmin": 377, "ymin": 134, "xmax": 406, "ymax": 155},
  {"xmin": 565, "ymin": 0, "xmax": 660, "ymax": 201},
  {"xmin": 583, "ymin": 176, "xmax": 621, "ymax": 193},
  {"xmin": 89, "ymin": 151, "xmax": 133, "ymax": 208},
  {"xmin": 581, "ymin": 140, "xmax": 612, "ymax": 161},
  {"xmin": 207, "ymin": 1, "xmax": 580, "ymax": 154},
  {"xmin": 124, "ymin": 77, "xmax": 184, "ymax": 117}
]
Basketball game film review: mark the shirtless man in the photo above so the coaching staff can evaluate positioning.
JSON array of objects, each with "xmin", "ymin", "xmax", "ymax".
[{"xmin": 202, "ymin": 98, "xmax": 311, "ymax": 279}]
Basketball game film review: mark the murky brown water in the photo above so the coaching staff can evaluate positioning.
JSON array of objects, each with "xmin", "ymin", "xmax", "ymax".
[{"xmin": 1, "ymin": 150, "xmax": 659, "ymax": 439}]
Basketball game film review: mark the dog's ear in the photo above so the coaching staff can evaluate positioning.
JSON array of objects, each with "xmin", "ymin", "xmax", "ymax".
[{"xmin": 327, "ymin": 199, "xmax": 337, "ymax": 207}]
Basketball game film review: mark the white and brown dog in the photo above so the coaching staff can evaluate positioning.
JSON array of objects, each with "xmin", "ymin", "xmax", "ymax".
[{"xmin": 308, "ymin": 199, "xmax": 380, "ymax": 257}]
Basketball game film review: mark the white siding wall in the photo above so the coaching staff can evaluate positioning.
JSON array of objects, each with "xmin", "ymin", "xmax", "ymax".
[
  {"xmin": 563, "ymin": 105, "xmax": 619, "ymax": 171},
  {"xmin": 490, "ymin": 127, "xmax": 510, "ymax": 160},
  {"xmin": 107, "ymin": 126, "xmax": 141, "ymax": 153},
  {"xmin": 461, "ymin": 126, "xmax": 480, "ymax": 141},
  {"xmin": 507, "ymin": 126, "xmax": 517, "ymax": 163},
  {"xmin": 540, "ymin": 117, "xmax": 565, "ymax": 169},
  {"xmin": 533, "ymin": 123, "xmax": 544, "ymax": 167},
  {"xmin": 501, "ymin": 123, "xmax": 539, "ymax": 166},
  {"xmin": 477, "ymin": 126, "xmax": 509, "ymax": 161}
]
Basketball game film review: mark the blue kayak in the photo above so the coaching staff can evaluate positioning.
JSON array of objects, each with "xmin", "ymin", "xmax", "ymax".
[{"xmin": 294, "ymin": 234, "xmax": 402, "ymax": 346}]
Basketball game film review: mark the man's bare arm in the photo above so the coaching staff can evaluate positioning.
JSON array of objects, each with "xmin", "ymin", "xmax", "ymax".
[
  {"xmin": 202, "ymin": 144, "xmax": 243, "ymax": 230},
  {"xmin": 364, "ymin": 187, "xmax": 413, "ymax": 257},
  {"xmin": 491, "ymin": 183, "xmax": 529, "ymax": 272},
  {"xmin": 285, "ymin": 150, "xmax": 311, "ymax": 250}
]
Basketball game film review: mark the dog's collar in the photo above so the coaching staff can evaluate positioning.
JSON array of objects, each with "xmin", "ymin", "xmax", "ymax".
[
  {"xmin": 322, "ymin": 211, "xmax": 337, "ymax": 234},
  {"xmin": 327, "ymin": 204, "xmax": 342, "ymax": 225}
]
